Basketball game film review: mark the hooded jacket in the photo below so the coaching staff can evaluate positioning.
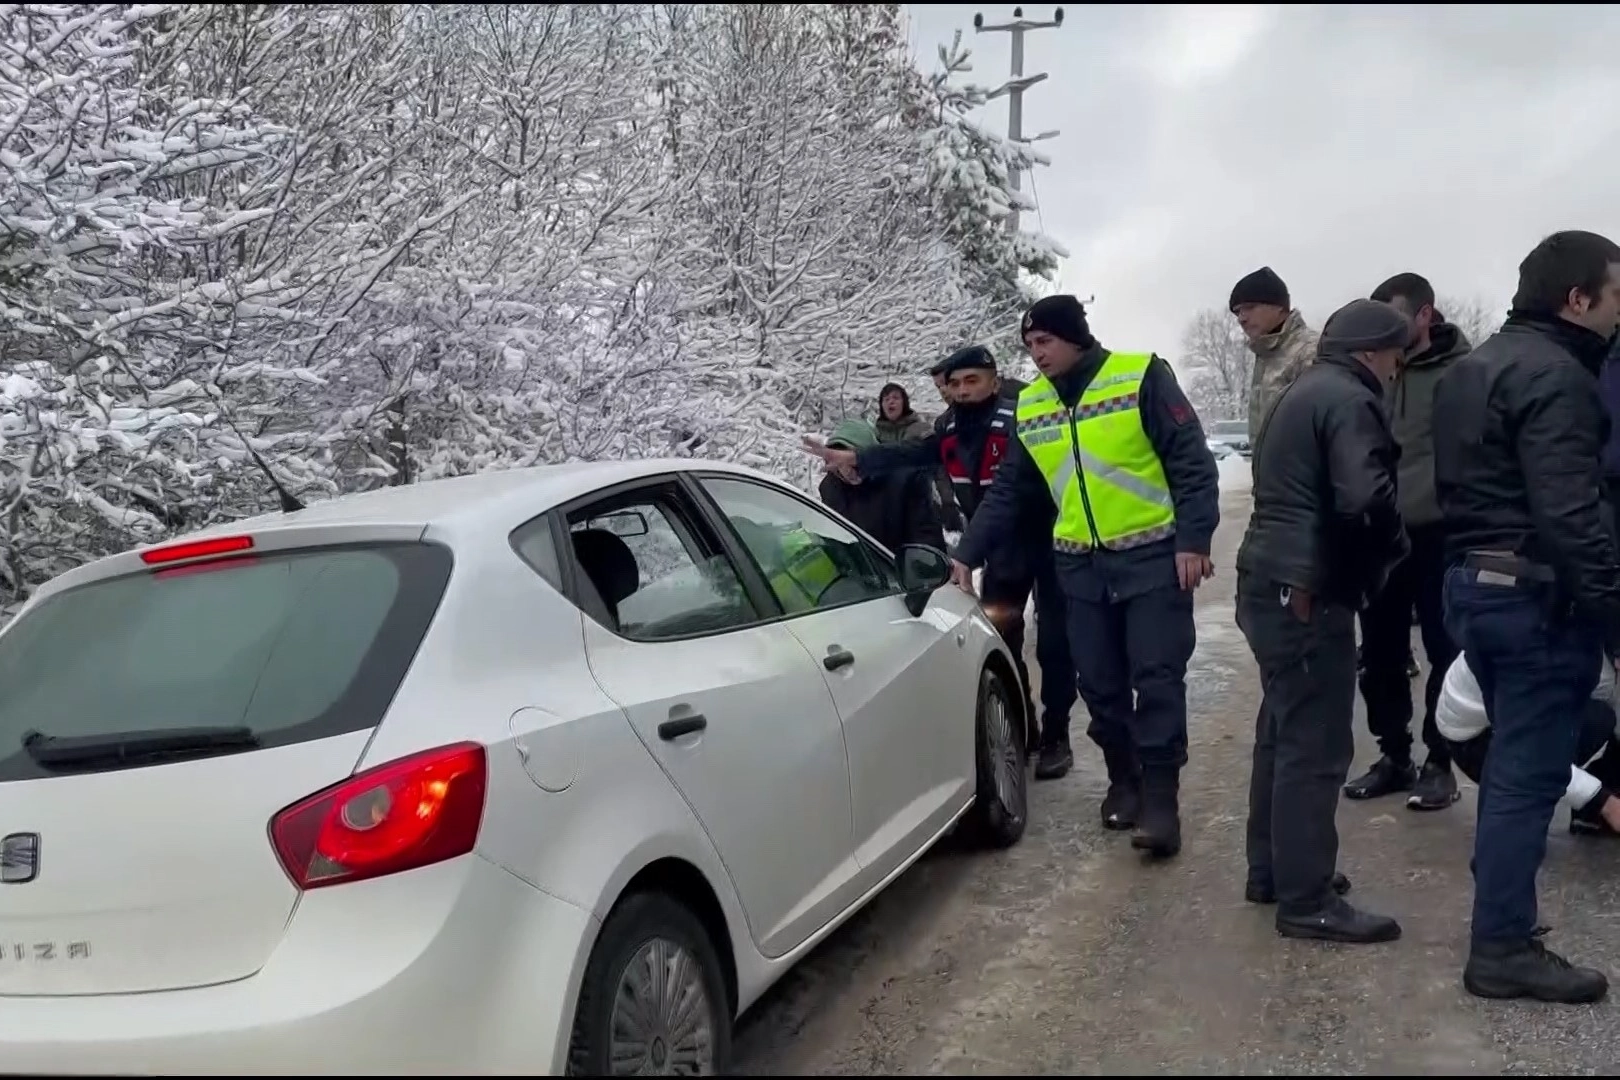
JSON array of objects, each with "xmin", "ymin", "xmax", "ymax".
[
  {"xmin": 1236, "ymin": 347, "xmax": 1407, "ymax": 609},
  {"xmin": 1390, "ymin": 321, "xmax": 1471, "ymax": 528}
]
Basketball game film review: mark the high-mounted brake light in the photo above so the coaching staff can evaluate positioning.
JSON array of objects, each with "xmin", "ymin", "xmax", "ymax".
[
  {"xmin": 140, "ymin": 535, "xmax": 255, "ymax": 565},
  {"xmin": 269, "ymin": 742, "xmax": 488, "ymax": 890}
]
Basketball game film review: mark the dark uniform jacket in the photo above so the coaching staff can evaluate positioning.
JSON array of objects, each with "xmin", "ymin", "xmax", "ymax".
[{"xmin": 954, "ymin": 347, "xmax": 1221, "ymax": 602}]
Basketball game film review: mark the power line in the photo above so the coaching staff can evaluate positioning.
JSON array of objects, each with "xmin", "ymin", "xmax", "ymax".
[{"xmin": 973, "ymin": 6, "xmax": 1064, "ymax": 235}]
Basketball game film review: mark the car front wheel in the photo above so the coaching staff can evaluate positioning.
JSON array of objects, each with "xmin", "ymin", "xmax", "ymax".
[
  {"xmin": 963, "ymin": 662, "xmax": 1028, "ymax": 848},
  {"xmin": 566, "ymin": 891, "xmax": 731, "ymax": 1076}
]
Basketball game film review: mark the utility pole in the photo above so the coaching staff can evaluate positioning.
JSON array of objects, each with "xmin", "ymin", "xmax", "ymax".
[{"xmin": 973, "ymin": 7, "xmax": 1063, "ymax": 234}]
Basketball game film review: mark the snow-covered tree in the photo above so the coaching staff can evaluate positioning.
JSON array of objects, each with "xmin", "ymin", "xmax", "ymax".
[
  {"xmin": 910, "ymin": 30, "xmax": 1067, "ymax": 362},
  {"xmin": 0, "ymin": 4, "xmax": 331, "ymax": 599},
  {"xmin": 1176, "ymin": 307, "xmax": 1253, "ymax": 423},
  {"xmin": 0, "ymin": 2, "xmax": 1075, "ymax": 610}
]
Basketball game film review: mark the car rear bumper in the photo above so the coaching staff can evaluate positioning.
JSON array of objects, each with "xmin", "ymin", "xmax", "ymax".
[{"xmin": 0, "ymin": 854, "xmax": 597, "ymax": 1075}]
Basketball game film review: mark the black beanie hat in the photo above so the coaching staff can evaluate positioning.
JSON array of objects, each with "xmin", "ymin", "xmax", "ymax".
[
  {"xmin": 1319, "ymin": 298, "xmax": 1414, "ymax": 355},
  {"xmin": 1021, "ymin": 295, "xmax": 1095, "ymax": 348},
  {"xmin": 1229, "ymin": 266, "xmax": 1291, "ymax": 312}
]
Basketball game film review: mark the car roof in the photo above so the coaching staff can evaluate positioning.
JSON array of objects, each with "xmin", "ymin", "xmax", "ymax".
[
  {"xmin": 183, "ymin": 457, "xmax": 782, "ymax": 540},
  {"xmin": 27, "ymin": 458, "xmax": 793, "ymax": 605}
]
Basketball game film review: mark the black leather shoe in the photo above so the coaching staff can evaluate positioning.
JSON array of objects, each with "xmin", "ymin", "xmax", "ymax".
[
  {"xmin": 1344, "ymin": 756, "xmax": 1417, "ymax": 800},
  {"xmin": 1276, "ymin": 897, "xmax": 1401, "ymax": 943}
]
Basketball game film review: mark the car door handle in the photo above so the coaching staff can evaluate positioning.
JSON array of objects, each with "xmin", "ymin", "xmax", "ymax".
[
  {"xmin": 658, "ymin": 714, "xmax": 707, "ymax": 741},
  {"xmin": 823, "ymin": 648, "xmax": 856, "ymax": 672}
]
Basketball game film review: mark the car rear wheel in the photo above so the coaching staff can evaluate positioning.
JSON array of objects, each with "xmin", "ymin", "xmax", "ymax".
[
  {"xmin": 963, "ymin": 663, "xmax": 1028, "ymax": 848},
  {"xmin": 566, "ymin": 891, "xmax": 731, "ymax": 1076}
]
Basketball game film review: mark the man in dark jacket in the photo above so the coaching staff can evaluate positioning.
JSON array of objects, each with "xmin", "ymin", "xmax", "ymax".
[
  {"xmin": 818, "ymin": 419, "xmax": 945, "ymax": 555},
  {"xmin": 949, "ymin": 296, "xmax": 1221, "ymax": 857},
  {"xmin": 1235, "ymin": 298, "xmax": 1411, "ymax": 944},
  {"xmin": 804, "ymin": 347, "xmax": 1078, "ymax": 775},
  {"xmin": 1344, "ymin": 273, "xmax": 1472, "ymax": 811},
  {"xmin": 1434, "ymin": 229, "xmax": 1620, "ymax": 1004}
]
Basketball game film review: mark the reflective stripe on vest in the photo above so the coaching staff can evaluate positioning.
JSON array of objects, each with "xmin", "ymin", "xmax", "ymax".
[{"xmin": 1015, "ymin": 353, "xmax": 1175, "ymax": 553}]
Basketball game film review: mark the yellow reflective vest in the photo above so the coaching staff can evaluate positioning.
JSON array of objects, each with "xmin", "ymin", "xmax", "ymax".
[
  {"xmin": 1014, "ymin": 352, "xmax": 1176, "ymax": 553},
  {"xmin": 766, "ymin": 526, "xmax": 841, "ymax": 612}
]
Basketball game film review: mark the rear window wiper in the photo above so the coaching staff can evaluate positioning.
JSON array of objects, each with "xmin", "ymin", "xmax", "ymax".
[{"xmin": 21, "ymin": 726, "xmax": 262, "ymax": 769}]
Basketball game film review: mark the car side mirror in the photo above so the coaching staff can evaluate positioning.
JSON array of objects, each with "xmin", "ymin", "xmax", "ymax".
[{"xmin": 897, "ymin": 544, "xmax": 951, "ymax": 616}]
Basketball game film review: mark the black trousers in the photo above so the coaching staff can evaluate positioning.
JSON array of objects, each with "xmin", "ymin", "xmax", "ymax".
[
  {"xmin": 1237, "ymin": 573, "xmax": 1358, "ymax": 916},
  {"xmin": 1062, "ymin": 569, "xmax": 1195, "ymax": 774},
  {"xmin": 1358, "ymin": 522, "xmax": 1458, "ymax": 766}
]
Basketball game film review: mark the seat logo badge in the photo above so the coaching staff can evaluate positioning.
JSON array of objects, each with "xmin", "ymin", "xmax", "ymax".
[{"xmin": 1, "ymin": 834, "xmax": 40, "ymax": 884}]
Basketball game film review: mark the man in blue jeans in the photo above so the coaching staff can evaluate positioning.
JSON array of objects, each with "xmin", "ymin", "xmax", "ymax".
[{"xmin": 1434, "ymin": 229, "xmax": 1620, "ymax": 1003}]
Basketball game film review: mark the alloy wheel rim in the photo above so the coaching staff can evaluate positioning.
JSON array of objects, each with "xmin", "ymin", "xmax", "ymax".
[{"xmin": 987, "ymin": 684, "xmax": 1024, "ymax": 819}]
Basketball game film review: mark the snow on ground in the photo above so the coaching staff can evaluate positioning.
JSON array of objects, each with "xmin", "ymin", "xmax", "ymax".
[{"xmin": 1217, "ymin": 453, "xmax": 1252, "ymax": 492}]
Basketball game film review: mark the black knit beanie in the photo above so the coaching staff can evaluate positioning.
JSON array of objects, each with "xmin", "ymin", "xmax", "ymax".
[
  {"xmin": 1229, "ymin": 266, "xmax": 1291, "ymax": 312},
  {"xmin": 1021, "ymin": 295, "xmax": 1095, "ymax": 349},
  {"xmin": 1320, "ymin": 299, "xmax": 1414, "ymax": 355}
]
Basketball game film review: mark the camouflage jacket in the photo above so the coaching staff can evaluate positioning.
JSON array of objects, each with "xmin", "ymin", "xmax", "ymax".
[{"xmin": 1247, "ymin": 309, "xmax": 1319, "ymax": 446}]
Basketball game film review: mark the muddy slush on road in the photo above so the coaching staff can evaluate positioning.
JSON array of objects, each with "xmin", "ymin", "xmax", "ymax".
[{"xmin": 734, "ymin": 460, "xmax": 1620, "ymax": 1076}]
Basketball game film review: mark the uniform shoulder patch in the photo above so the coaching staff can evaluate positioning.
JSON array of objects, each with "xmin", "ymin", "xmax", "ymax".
[{"xmin": 1168, "ymin": 402, "xmax": 1194, "ymax": 426}]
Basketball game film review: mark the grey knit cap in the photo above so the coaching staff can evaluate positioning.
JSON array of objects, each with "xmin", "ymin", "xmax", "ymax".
[{"xmin": 1319, "ymin": 298, "xmax": 1415, "ymax": 355}]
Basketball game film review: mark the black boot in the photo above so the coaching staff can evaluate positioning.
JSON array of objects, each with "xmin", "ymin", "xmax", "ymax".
[
  {"xmin": 1131, "ymin": 768, "xmax": 1181, "ymax": 858},
  {"xmin": 1464, "ymin": 938, "xmax": 1609, "ymax": 1003},
  {"xmin": 1276, "ymin": 896, "xmax": 1402, "ymax": 944},
  {"xmin": 1099, "ymin": 745, "xmax": 1141, "ymax": 830}
]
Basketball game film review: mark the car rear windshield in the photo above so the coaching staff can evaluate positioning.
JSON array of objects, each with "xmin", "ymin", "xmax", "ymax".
[{"xmin": 0, "ymin": 541, "xmax": 452, "ymax": 781}]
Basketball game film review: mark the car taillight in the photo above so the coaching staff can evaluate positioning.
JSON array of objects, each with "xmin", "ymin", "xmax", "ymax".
[
  {"xmin": 140, "ymin": 535, "xmax": 254, "ymax": 565},
  {"xmin": 269, "ymin": 742, "xmax": 487, "ymax": 890}
]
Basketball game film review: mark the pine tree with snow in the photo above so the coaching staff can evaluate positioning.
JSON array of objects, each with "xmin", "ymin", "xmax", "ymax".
[{"xmin": 909, "ymin": 30, "xmax": 1067, "ymax": 366}]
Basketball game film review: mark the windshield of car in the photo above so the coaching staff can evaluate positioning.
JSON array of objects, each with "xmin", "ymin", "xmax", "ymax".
[{"xmin": 0, "ymin": 542, "xmax": 451, "ymax": 781}]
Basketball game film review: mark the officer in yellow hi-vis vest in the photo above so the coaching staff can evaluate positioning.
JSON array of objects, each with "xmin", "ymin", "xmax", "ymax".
[{"xmin": 952, "ymin": 295, "xmax": 1221, "ymax": 859}]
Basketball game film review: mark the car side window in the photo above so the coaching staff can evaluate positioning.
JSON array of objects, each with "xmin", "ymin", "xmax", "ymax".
[
  {"xmin": 698, "ymin": 476, "xmax": 901, "ymax": 616},
  {"xmin": 509, "ymin": 517, "xmax": 565, "ymax": 591},
  {"xmin": 564, "ymin": 491, "xmax": 757, "ymax": 640}
]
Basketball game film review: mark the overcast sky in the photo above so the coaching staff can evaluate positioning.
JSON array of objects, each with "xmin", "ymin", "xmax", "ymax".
[{"xmin": 904, "ymin": 3, "xmax": 1620, "ymax": 357}]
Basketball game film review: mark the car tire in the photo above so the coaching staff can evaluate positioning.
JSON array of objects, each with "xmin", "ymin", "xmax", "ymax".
[
  {"xmin": 566, "ymin": 890, "xmax": 731, "ymax": 1077},
  {"xmin": 963, "ymin": 662, "xmax": 1028, "ymax": 849}
]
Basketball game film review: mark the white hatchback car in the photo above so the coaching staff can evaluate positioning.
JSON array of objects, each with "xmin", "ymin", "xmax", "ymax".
[{"xmin": 0, "ymin": 458, "xmax": 1028, "ymax": 1076}]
